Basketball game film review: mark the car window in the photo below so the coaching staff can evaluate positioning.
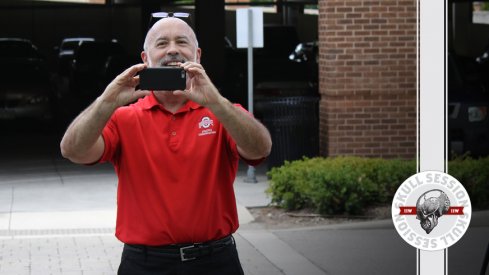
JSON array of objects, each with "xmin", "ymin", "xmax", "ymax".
[{"xmin": 61, "ymin": 41, "xmax": 79, "ymax": 52}]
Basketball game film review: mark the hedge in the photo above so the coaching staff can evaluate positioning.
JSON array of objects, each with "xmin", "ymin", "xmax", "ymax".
[
  {"xmin": 447, "ymin": 157, "xmax": 489, "ymax": 210},
  {"xmin": 266, "ymin": 156, "xmax": 489, "ymax": 215}
]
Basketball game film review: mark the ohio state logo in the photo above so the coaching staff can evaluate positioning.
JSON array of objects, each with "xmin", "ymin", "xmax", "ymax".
[
  {"xmin": 199, "ymin": 116, "xmax": 213, "ymax": 129},
  {"xmin": 392, "ymin": 171, "xmax": 471, "ymax": 251}
]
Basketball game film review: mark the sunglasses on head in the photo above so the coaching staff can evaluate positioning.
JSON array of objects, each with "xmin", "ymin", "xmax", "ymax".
[
  {"xmin": 152, "ymin": 12, "xmax": 190, "ymax": 19},
  {"xmin": 148, "ymin": 12, "xmax": 192, "ymax": 30}
]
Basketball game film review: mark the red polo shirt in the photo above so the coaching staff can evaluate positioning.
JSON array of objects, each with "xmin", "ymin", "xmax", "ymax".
[{"xmin": 100, "ymin": 93, "xmax": 260, "ymax": 245}]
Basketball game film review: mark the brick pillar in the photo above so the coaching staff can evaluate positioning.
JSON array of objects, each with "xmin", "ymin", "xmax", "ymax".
[{"xmin": 318, "ymin": 0, "xmax": 417, "ymax": 159}]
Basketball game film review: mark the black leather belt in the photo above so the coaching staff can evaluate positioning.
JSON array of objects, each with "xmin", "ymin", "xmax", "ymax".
[{"xmin": 124, "ymin": 235, "xmax": 234, "ymax": 262}]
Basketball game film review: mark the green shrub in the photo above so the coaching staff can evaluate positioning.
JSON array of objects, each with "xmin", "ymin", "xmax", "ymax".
[
  {"xmin": 267, "ymin": 156, "xmax": 489, "ymax": 215},
  {"xmin": 448, "ymin": 156, "xmax": 489, "ymax": 210},
  {"xmin": 267, "ymin": 157, "xmax": 416, "ymax": 215}
]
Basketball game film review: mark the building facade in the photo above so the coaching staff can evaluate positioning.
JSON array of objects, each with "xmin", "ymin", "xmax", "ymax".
[{"xmin": 318, "ymin": 0, "xmax": 417, "ymax": 159}]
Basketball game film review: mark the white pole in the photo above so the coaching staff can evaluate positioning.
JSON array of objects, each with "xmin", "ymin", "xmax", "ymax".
[
  {"xmin": 245, "ymin": 8, "xmax": 258, "ymax": 183},
  {"xmin": 418, "ymin": 0, "xmax": 446, "ymax": 273},
  {"xmin": 247, "ymin": 8, "xmax": 254, "ymax": 115}
]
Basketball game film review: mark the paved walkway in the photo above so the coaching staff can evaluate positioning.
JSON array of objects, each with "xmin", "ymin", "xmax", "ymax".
[
  {"xmin": 0, "ymin": 148, "xmax": 323, "ymax": 275},
  {"xmin": 0, "ymin": 132, "xmax": 488, "ymax": 274}
]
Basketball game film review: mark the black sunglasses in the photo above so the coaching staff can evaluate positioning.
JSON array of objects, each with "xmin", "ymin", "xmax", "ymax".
[{"xmin": 148, "ymin": 12, "xmax": 192, "ymax": 30}]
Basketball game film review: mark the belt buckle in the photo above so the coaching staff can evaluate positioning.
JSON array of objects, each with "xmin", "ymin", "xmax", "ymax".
[{"xmin": 180, "ymin": 245, "xmax": 197, "ymax": 262}]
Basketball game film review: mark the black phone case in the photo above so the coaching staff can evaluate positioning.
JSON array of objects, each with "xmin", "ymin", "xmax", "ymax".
[{"xmin": 139, "ymin": 67, "xmax": 186, "ymax": 91}]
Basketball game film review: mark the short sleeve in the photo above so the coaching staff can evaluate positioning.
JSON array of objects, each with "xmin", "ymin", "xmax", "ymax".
[{"xmin": 99, "ymin": 112, "xmax": 120, "ymax": 163}]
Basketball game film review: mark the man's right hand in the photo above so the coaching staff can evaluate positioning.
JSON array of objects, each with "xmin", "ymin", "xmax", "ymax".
[
  {"xmin": 100, "ymin": 63, "xmax": 151, "ymax": 108},
  {"xmin": 60, "ymin": 64, "xmax": 151, "ymax": 164}
]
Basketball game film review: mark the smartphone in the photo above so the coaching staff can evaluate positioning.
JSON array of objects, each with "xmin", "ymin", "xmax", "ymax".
[{"xmin": 139, "ymin": 67, "xmax": 186, "ymax": 91}]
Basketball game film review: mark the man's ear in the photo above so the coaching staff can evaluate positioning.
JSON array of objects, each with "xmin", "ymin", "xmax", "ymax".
[
  {"xmin": 141, "ymin": 51, "xmax": 148, "ymax": 65},
  {"xmin": 196, "ymin": 48, "xmax": 202, "ymax": 63}
]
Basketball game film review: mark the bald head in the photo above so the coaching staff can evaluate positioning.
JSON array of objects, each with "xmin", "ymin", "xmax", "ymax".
[
  {"xmin": 143, "ymin": 17, "xmax": 198, "ymax": 51},
  {"xmin": 141, "ymin": 17, "xmax": 201, "ymax": 68}
]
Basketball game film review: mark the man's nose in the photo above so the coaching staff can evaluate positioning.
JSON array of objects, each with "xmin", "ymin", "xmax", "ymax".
[{"xmin": 167, "ymin": 42, "xmax": 179, "ymax": 55}]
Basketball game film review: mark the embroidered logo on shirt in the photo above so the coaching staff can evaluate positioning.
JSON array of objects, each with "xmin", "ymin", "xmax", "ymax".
[
  {"xmin": 198, "ymin": 116, "xmax": 216, "ymax": 136},
  {"xmin": 198, "ymin": 116, "xmax": 213, "ymax": 129}
]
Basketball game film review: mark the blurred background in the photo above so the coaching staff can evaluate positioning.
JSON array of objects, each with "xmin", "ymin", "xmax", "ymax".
[
  {"xmin": 0, "ymin": 0, "xmax": 318, "ymax": 139},
  {"xmin": 0, "ymin": 0, "xmax": 322, "ymax": 172}
]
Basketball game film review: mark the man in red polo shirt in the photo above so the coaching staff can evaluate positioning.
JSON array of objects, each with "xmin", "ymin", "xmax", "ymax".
[{"xmin": 60, "ymin": 15, "xmax": 271, "ymax": 275}]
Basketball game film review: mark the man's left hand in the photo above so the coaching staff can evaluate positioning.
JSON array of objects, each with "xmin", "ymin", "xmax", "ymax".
[{"xmin": 173, "ymin": 62, "xmax": 224, "ymax": 108}]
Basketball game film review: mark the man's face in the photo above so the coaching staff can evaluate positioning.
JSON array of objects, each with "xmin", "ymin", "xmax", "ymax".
[{"xmin": 142, "ymin": 18, "xmax": 201, "ymax": 68}]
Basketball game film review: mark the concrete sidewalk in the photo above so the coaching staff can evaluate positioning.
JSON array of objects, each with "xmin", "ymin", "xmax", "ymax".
[
  {"xmin": 0, "ymin": 155, "xmax": 327, "ymax": 275},
  {"xmin": 1, "ymin": 148, "xmax": 488, "ymax": 274},
  {"xmin": 0, "ymin": 159, "xmax": 268, "ymax": 232}
]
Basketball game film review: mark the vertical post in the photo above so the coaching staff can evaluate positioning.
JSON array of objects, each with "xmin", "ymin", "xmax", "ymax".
[
  {"xmin": 195, "ymin": 0, "xmax": 225, "ymax": 89},
  {"xmin": 245, "ymin": 8, "xmax": 258, "ymax": 183},
  {"xmin": 418, "ymin": 0, "xmax": 446, "ymax": 274},
  {"xmin": 140, "ymin": 0, "xmax": 162, "ymax": 41},
  {"xmin": 247, "ymin": 8, "xmax": 254, "ymax": 115}
]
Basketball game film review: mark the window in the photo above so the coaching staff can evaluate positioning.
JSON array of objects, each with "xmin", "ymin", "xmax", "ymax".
[{"xmin": 473, "ymin": 1, "xmax": 489, "ymax": 24}]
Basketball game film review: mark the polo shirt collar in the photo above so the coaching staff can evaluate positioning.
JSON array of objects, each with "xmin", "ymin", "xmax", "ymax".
[{"xmin": 140, "ymin": 92, "xmax": 202, "ymax": 112}]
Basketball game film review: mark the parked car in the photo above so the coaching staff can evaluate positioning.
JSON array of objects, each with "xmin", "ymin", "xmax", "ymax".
[
  {"xmin": 289, "ymin": 40, "xmax": 318, "ymax": 64},
  {"xmin": 55, "ymin": 37, "xmax": 95, "ymax": 76},
  {"xmin": 448, "ymin": 52, "xmax": 489, "ymax": 158},
  {"xmin": 0, "ymin": 38, "xmax": 55, "ymax": 121},
  {"xmin": 289, "ymin": 40, "xmax": 318, "ymax": 89},
  {"xmin": 448, "ymin": 89, "xmax": 489, "ymax": 158},
  {"xmin": 69, "ymin": 39, "xmax": 131, "ymax": 99},
  {"xmin": 253, "ymin": 25, "xmax": 310, "ymax": 84}
]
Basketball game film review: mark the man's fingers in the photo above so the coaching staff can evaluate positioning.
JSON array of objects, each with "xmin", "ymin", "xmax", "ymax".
[
  {"xmin": 114, "ymin": 64, "xmax": 145, "ymax": 87},
  {"xmin": 181, "ymin": 62, "xmax": 205, "ymax": 75},
  {"xmin": 186, "ymin": 66, "xmax": 206, "ymax": 76},
  {"xmin": 181, "ymin": 61, "xmax": 202, "ymax": 68},
  {"xmin": 172, "ymin": 90, "xmax": 188, "ymax": 97},
  {"xmin": 122, "ymin": 63, "xmax": 146, "ymax": 79},
  {"xmin": 132, "ymin": 75, "xmax": 140, "ymax": 86}
]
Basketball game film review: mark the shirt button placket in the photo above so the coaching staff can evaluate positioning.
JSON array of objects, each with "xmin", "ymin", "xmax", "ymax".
[
  {"xmin": 169, "ymin": 115, "xmax": 179, "ymax": 151},
  {"xmin": 170, "ymin": 115, "xmax": 177, "ymax": 136}
]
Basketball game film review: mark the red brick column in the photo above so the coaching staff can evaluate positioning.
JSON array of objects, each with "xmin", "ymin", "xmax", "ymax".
[{"xmin": 318, "ymin": 0, "xmax": 417, "ymax": 158}]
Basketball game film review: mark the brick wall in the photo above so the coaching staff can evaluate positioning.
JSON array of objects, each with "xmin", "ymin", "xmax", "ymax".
[{"xmin": 318, "ymin": 0, "xmax": 417, "ymax": 159}]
